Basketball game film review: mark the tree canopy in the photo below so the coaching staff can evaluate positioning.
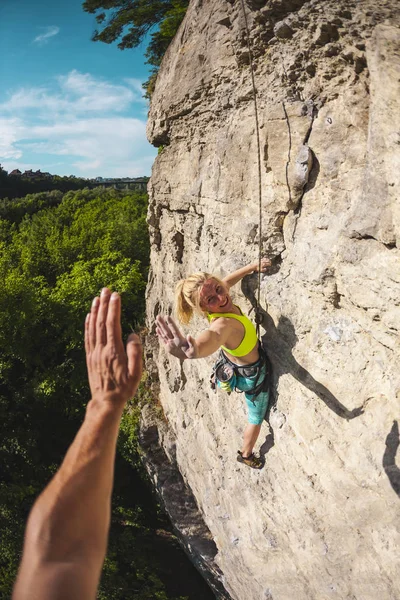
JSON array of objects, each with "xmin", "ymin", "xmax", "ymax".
[
  {"xmin": 0, "ymin": 187, "xmax": 148, "ymax": 595},
  {"xmin": 82, "ymin": 0, "xmax": 190, "ymax": 96},
  {"xmin": 0, "ymin": 164, "xmax": 96, "ymax": 201}
]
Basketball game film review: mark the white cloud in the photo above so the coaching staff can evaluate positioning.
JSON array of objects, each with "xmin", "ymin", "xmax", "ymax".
[
  {"xmin": 33, "ymin": 26, "xmax": 60, "ymax": 46},
  {"xmin": 1, "ymin": 160, "xmax": 43, "ymax": 173},
  {"xmin": 0, "ymin": 70, "xmax": 156, "ymax": 178},
  {"xmin": 0, "ymin": 88, "xmax": 57, "ymax": 112},
  {"xmin": 124, "ymin": 78, "xmax": 146, "ymax": 98},
  {"xmin": 58, "ymin": 70, "xmax": 140, "ymax": 111},
  {"xmin": 0, "ymin": 118, "xmax": 24, "ymax": 159},
  {"xmin": 0, "ymin": 70, "xmax": 145, "ymax": 115}
]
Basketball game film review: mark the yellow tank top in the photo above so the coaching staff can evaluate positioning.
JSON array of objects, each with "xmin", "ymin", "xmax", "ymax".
[{"xmin": 207, "ymin": 305, "xmax": 258, "ymax": 357}]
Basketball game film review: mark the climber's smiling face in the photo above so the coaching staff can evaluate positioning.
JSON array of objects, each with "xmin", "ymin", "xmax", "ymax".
[{"xmin": 199, "ymin": 278, "xmax": 233, "ymax": 313}]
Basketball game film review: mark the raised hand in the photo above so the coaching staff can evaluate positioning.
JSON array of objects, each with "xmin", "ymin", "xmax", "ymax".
[
  {"xmin": 85, "ymin": 288, "xmax": 143, "ymax": 408},
  {"xmin": 156, "ymin": 315, "xmax": 198, "ymax": 360},
  {"xmin": 257, "ymin": 257, "xmax": 272, "ymax": 272}
]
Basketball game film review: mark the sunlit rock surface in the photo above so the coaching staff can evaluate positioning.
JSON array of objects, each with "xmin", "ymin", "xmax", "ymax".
[{"xmin": 142, "ymin": 1, "xmax": 400, "ymax": 599}]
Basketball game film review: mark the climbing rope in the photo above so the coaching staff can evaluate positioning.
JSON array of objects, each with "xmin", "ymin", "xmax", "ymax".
[{"xmin": 238, "ymin": 0, "xmax": 264, "ymax": 337}]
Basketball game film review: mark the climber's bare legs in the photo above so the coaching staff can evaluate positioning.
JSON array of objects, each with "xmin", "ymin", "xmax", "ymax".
[{"xmin": 241, "ymin": 423, "xmax": 261, "ymax": 457}]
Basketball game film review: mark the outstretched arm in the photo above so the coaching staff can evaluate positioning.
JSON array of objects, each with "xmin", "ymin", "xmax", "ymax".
[
  {"xmin": 223, "ymin": 258, "xmax": 271, "ymax": 289},
  {"xmin": 13, "ymin": 288, "xmax": 143, "ymax": 600},
  {"xmin": 156, "ymin": 315, "xmax": 230, "ymax": 361}
]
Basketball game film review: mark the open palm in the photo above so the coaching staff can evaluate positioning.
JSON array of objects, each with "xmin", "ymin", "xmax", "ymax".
[{"xmin": 156, "ymin": 315, "xmax": 198, "ymax": 360}]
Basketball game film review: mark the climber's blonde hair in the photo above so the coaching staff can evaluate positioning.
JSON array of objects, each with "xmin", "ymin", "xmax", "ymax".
[{"xmin": 175, "ymin": 272, "xmax": 224, "ymax": 325}]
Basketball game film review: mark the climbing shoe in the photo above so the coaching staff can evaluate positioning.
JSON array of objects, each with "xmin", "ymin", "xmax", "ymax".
[{"xmin": 237, "ymin": 451, "xmax": 263, "ymax": 469}]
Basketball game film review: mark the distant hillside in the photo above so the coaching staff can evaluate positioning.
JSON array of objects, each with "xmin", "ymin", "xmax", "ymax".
[{"xmin": 0, "ymin": 166, "xmax": 149, "ymax": 200}]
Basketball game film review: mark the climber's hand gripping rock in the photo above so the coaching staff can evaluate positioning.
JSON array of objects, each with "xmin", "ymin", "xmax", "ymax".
[{"xmin": 257, "ymin": 257, "xmax": 271, "ymax": 273}]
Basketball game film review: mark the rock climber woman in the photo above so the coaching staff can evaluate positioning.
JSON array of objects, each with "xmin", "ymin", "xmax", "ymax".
[{"xmin": 156, "ymin": 258, "xmax": 271, "ymax": 469}]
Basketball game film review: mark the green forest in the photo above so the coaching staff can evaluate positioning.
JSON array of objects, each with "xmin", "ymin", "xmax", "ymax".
[
  {"xmin": 0, "ymin": 166, "xmax": 96, "ymax": 201},
  {"xmin": 0, "ymin": 187, "xmax": 210, "ymax": 599}
]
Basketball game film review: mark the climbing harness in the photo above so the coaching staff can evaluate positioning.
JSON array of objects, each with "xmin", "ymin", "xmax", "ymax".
[
  {"xmin": 239, "ymin": 0, "xmax": 264, "ymax": 337},
  {"xmin": 210, "ymin": 342, "xmax": 270, "ymax": 400}
]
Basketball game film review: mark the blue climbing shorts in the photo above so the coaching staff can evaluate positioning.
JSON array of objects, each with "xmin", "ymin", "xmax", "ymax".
[
  {"xmin": 236, "ymin": 364, "xmax": 270, "ymax": 425},
  {"xmin": 216, "ymin": 362, "xmax": 269, "ymax": 425}
]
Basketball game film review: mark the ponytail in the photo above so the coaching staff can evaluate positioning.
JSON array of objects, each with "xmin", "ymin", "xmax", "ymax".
[
  {"xmin": 175, "ymin": 279, "xmax": 194, "ymax": 325},
  {"xmin": 174, "ymin": 272, "xmax": 215, "ymax": 325}
]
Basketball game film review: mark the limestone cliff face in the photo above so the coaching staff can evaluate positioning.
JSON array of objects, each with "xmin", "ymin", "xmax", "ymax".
[{"xmin": 143, "ymin": 1, "xmax": 400, "ymax": 599}]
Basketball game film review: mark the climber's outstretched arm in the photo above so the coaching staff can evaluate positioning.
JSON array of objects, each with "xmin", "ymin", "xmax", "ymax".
[
  {"xmin": 156, "ymin": 315, "xmax": 230, "ymax": 360},
  {"xmin": 223, "ymin": 258, "xmax": 271, "ymax": 289},
  {"xmin": 13, "ymin": 289, "xmax": 142, "ymax": 600}
]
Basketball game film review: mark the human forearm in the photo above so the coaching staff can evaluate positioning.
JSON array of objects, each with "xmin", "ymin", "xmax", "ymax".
[
  {"xmin": 13, "ymin": 401, "xmax": 123, "ymax": 600},
  {"xmin": 223, "ymin": 258, "xmax": 271, "ymax": 288},
  {"xmin": 222, "ymin": 262, "xmax": 258, "ymax": 288},
  {"xmin": 18, "ymin": 401, "xmax": 122, "ymax": 566},
  {"xmin": 190, "ymin": 330, "xmax": 222, "ymax": 358},
  {"xmin": 169, "ymin": 330, "xmax": 223, "ymax": 361},
  {"xmin": 156, "ymin": 315, "xmax": 217, "ymax": 361}
]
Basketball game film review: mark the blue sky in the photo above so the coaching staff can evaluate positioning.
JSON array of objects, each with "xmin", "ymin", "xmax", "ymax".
[{"xmin": 0, "ymin": 0, "xmax": 157, "ymax": 177}]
